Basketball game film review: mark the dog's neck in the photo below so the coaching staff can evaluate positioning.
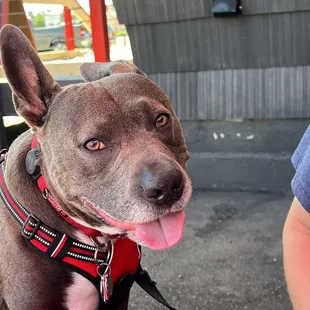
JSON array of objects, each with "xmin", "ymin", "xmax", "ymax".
[{"xmin": 4, "ymin": 130, "xmax": 76, "ymax": 237}]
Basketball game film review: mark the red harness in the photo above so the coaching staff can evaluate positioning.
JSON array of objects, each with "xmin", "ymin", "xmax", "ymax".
[{"xmin": 0, "ymin": 136, "xmax": 176, "ymax": 310}]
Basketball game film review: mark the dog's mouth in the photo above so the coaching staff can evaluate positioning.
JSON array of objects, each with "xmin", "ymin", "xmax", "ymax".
[{"xmin": 81, "ymin": 198, "xmax": 185, "ymax": 250}]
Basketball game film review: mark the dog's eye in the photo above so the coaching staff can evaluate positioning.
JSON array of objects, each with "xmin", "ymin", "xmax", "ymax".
[
  {"xmin": 155, "ymin": 114, "xmax": 169, "ymax": 128},
  {"xmin": 84, "ymin": 139, "xmax": 105, "ymax": 151}
]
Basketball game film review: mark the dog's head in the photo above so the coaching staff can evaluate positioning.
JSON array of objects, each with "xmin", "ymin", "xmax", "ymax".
[{"xmin": 0, "ymin": 25, "xmax": 192, "ymax": 250}]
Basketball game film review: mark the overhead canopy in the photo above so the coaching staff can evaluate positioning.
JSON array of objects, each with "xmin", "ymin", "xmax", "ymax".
[{"xmin": 23, "ymin": 0, "xmax": 92, "ymax": 32}]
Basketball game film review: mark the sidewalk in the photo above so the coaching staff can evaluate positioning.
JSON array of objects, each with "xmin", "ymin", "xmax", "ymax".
[{"xmin": 129, "ymin": 190, "xmax": 292, "ymax": 310}]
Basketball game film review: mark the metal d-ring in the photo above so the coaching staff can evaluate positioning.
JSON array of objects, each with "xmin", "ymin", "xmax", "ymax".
[
  {"xmin": 97, "ymin": 263, "xmax": 112, "ymax": 277},
  {"xmin": 90, "ymin": 236, "xmax": 112, "ymax": 266}
]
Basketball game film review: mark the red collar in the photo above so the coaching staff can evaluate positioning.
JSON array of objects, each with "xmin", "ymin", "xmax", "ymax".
[
  {"xmin": 0, "ymin": 136, "xmax": 141, "ymax": 305},
  {"xmin": 0, "ymin": 136, "xmax": 178, "ymax": 310},
  {"xmin": 29, "ymin": 135, "xmax": 103, "ymax": 238}
]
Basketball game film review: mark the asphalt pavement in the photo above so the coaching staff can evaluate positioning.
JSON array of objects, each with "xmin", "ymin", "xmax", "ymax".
[{"xmin": 129, "ymin": 190, "xmax": 293, "ymax": 310}]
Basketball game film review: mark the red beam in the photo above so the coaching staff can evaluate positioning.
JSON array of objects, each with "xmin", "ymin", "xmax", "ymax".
[
  {"xmin": 89, "ymin": 0, "xmax": 110, "ymax": 62},
  {"xmin": 63, "ymin": 6, "xmax": 75, "ymax": 51}
]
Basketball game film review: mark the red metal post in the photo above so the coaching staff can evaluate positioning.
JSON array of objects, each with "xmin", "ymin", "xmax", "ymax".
[
  {"xmin": 89, "ymin": 0, "xmax": 110, "ymax": 62},
  {"xmin": 1, "ymin": 0, "xmax": 9, "ymax": 27},
  {"xmin": 63, "ymin": 6, "xmax": 76, "ymax": 51}
]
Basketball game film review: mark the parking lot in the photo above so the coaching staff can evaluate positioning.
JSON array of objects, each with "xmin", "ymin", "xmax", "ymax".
[{"xmin": 129, "ymin": 190, "xmax": 292, "ymax": 310}]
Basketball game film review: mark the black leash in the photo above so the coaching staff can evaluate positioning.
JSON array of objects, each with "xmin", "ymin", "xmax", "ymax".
[
  {"xmin": 135, "ymin": 266, "xmax": 177, "ymax": 310},
  {"xmin": 97, "ymin": 265, "xmax": 178, "ymax": 310}
]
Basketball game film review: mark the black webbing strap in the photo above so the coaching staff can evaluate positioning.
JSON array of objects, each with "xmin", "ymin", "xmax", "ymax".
[{"xmin": 135, "ymin": 265, "xmax": 177, "ymax": 310}]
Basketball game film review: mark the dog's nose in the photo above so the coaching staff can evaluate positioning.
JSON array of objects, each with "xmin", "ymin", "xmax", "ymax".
[{"xmin": 140, "ymin": 165, "xmax": 184, "ymax": 205}]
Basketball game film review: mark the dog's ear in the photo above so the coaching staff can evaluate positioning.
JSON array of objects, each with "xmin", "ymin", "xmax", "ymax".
[
  {"xmin": 79, "ymin": 60, "xmax": 145, "ymax": 82},
  {"xmin": 0, "ymin": 25, "xmax": 61, "ymax": 129}
]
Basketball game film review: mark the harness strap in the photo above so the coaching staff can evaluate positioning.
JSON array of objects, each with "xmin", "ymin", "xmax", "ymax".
[
  {"xmin": 0, "ymin": 161, "xmax": 111, "ymax": 287},
  {"xmin": 0, "ymin": 149, "xmax": 178, "ymax": 310}
]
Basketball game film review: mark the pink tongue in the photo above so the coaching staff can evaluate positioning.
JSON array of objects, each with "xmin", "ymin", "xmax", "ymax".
[{"xmin": 134, "ymin": 211, "xmax": 185, "ymax": 250}]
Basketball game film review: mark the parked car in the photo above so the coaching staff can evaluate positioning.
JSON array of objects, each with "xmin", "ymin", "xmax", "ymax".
[{"xmin": 28, "ymin": 20, "xmax": 115, "ymax": 52}]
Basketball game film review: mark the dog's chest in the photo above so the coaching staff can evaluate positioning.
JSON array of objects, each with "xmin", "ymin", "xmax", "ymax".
[{"xmin": 66, "ymin": 272, "xmax": 99, "ymax": 310}]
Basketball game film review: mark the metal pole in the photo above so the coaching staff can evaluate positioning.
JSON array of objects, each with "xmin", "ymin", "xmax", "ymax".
[
  {"xmin": 89, "ymin": 0, "xmax": 110, "ymax": 62},
  {"xmin": 63, "ymin": 6, "xmax": 76, "ymax": 50}
]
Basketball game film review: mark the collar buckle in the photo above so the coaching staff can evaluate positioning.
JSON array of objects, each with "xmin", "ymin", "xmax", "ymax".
[{"xmin": 21, "ymin": 214, "xmax": 41, "ymax": 240}]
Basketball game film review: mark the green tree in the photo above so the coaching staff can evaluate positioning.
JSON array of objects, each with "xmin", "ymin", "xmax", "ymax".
[{"xmin": 33, "ymin": 13, "xmax": 45, "ymax": 28}]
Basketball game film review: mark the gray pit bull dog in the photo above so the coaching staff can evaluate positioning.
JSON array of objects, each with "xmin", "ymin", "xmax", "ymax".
[{"xmin": 0, "ymin": 25, "xmax": 192, "ymax": 310}]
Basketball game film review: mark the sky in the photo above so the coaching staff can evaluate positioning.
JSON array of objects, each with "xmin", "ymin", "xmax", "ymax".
[{"xmin": 23, "ymin": 0, "xmax": 113, "ymax": 15}]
